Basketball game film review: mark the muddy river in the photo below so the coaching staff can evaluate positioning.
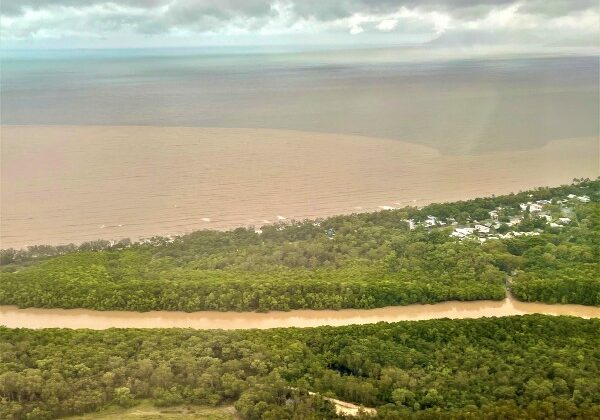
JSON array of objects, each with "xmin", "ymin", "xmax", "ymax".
[{"xmin": 1, "ymin": 296, "xmax": 598, "ymax": 330}]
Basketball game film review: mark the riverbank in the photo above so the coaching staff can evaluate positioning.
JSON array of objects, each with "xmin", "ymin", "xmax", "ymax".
[
  {"xmin": 2, "ymin": 295, "xmax": 599, "ymax": 329},
  {"xmin": 2, "ymin": 125, "xmax": 598, "ymax": 248}
]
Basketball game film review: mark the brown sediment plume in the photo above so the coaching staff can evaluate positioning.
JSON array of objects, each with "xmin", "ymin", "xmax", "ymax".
[{"xmin": 1, "ymin": 125, "xmax": 598, "ymax": 248}]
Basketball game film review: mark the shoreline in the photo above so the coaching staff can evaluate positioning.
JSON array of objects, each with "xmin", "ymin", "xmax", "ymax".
[
  {"xmin": 1, "ymin": 296, "xmax": 599, "ymax": 330},
  {"xmin": 1, "ymin": 125, "xmax": 599, "ymax": 249}
]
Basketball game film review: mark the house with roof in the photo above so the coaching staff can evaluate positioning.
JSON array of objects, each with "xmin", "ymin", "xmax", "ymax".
[
  {"xmin": 519, "ymin": 202, "xmax": 542, "ymax": 212},
  {"xmin": 507, "ymin": 216, "xmax": 522, "ymax": 226},
  {"xmin": 403, "ymin": 219, "xmax": 416, "ymax": 230},
  {"xmin": 451, "ymin": 227, "xmax": 475, "ymax": 239},
  {"xmin": 529, "ymin": 203, "xmax": 543, "ymax": 212},
  {"xmin": 425, "ymin": 216, "xmax": 437, "ymax": 227},
  {"xmin": 474, "ymin": 224, "xmax": 490, "ymax": 234}
]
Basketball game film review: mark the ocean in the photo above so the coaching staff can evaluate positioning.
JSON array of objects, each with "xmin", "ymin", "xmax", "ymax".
[
  {"xmin": 2, "ymin": 47, "xmax": 598, "ymax": 155},
  {"xmin": 1, "ymin": 47, "xmax": 598, "ymax": 247}
]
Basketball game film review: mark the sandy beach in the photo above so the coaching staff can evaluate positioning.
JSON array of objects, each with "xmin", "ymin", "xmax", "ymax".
[{"xmin": 1, "ymin": 125, "xmax": 598, "ymax": 248}]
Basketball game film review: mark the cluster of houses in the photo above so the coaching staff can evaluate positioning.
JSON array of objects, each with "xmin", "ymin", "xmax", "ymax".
[
  {"xmin": 567, "ymin": 194, "xmax": 591, "ymax": 203},
  {"xmin": 446, "ymin": 217, "xmax": 547, "ymax": 243},
  {"xmin": 401, "ymin": 192, "xmax": 593, "ymax": 243}
]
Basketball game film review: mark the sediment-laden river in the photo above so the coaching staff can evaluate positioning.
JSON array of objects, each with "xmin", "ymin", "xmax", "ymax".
[{"xmin": 1, "ymin": 296, "xmax": 598, "ymax": 330}]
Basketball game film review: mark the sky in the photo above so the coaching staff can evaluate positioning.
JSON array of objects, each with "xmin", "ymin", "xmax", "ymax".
[{"xmin": 0, "ymin": 0, "xmax": 598, "ymax": 49}]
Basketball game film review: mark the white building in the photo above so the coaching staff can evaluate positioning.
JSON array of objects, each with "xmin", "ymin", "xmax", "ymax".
[
  {"xmin": 403, "ymin": 219, "xmax": 416, "ymax": 230},
  {"xmin": 425, "ymin": 216, "xmax": 437, "ymax": 227},
  {"xmin": 520, "ymin": 202, "xmax": 543, "ymax": 212},
  {"xmin": 510, "ymin": 231, "xmax": 541, "ymax": 237},
  {"xmin": 474, "ymin": 224, "xmax": 490, "ymax": 234},
  {"xmin": 507, "ymin": 216, "xmax": 523, "ymax": 226},
  {"xmin": 529, "ymin": 203, "xmax": 543, "ymax": 212},
  {"xmin": 451, "ymin": 227, "xmax": 475, "ymax": 239}
]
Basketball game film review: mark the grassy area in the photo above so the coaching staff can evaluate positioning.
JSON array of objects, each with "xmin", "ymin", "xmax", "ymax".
[{"xmin": 68, "ymin": 401, "xmax": 238, "ymax": 420}]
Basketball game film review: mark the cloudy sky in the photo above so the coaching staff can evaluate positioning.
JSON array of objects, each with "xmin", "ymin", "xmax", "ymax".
[{"xmin": 1, "ymin": 0, "xmax": 598, "ymax": 49}]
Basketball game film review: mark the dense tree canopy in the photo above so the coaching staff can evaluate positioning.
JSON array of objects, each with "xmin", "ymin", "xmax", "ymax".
[
  {"xmin": 510, "ymin": 199, "xmax": 600, "ymax": 305},
  {"xmin": 1, "ymin": 316, "xmax": 599, "ymax": 419},
  {"xmin": 1, "ymin": 179, "xmax": 598, "ymax": 310}
]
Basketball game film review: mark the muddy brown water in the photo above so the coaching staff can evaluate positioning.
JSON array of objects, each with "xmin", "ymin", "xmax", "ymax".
[
  {"xmin": 1, "ymin": 126, "xmax": 598, "ymax": 249},
  {"xmin": 1, "ymin": 296, "xmax": 598, "ymax": 330}
]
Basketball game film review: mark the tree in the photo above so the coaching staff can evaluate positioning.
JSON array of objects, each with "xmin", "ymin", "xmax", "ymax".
[{"xmin": 113, "ymin": 387, "xmax": 135, "ymax": 408}]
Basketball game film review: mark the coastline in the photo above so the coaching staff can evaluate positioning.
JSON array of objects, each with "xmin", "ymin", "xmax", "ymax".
[{"xmin": 1, "ymin": 125, "xmax": 598, "ymax": 248}]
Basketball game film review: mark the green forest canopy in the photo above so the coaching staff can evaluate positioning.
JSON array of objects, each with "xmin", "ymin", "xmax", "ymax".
[{"xmin": 1, "ymin": 316, "xmax": 599, "ymax": 419}]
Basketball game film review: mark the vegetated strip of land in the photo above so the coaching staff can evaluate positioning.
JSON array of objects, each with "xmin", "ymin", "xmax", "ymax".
[
  {"xmin": 1, "ymin": 179, "xmax": 598, "ymax": 311},
  {"xmin": 1, "ymin": 315, "xmax": 599, "ymax": 419}
]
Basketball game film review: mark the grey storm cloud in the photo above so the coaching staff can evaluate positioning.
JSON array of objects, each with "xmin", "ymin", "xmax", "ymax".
[
  {"xmin": 2, "ymin": 0, "xmax": 597, "ymax": 19},
  {"xmin": 164, "ymin": 0, "xmax": 274, "ymax": 26},
  {"xmin": 288, "ymin": 0, "xmax": 514, "ymax": 20},
  {"xmin": 293, "ymin": 0, "xmax": 597, "ymax": 21},
  {"xmin": 518, "ymin": 0, "xmax": 599, "ymax": 16},
  {"xmin": 1, "ymin": 0, "xmax": 598, "ymax": 44},
  {"xmin": 0, "ymin": 1, "xmax": 165, "ymax": 16}
]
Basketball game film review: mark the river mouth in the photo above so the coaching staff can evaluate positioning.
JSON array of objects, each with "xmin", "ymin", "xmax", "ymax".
[{"xmin": 1, "ymin": 297, "xmax": 598, "ymax": 330}]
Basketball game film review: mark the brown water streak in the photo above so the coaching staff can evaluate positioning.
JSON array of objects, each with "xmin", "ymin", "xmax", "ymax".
[{"xmin": 1, "ymin": 297, "xmax": 598, "ymax": 330}]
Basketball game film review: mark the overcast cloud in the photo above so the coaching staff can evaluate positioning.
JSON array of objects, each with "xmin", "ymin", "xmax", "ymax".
[{"xmin": 0, "ymin": 0, "xmax": 598, "ymax": 48}]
